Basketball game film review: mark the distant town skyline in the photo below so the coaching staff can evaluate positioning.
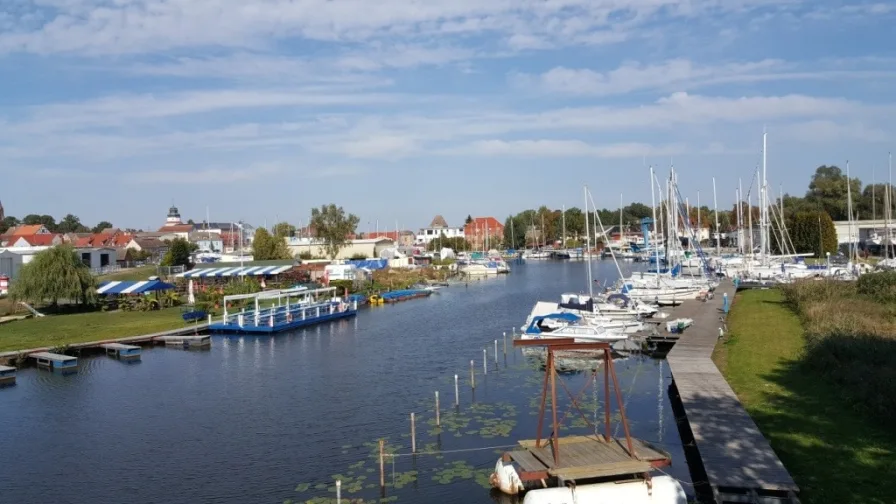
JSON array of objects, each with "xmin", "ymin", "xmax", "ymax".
[{"xmin": 1, "ymin": 2, "xmax": 894, "ymax": 228}]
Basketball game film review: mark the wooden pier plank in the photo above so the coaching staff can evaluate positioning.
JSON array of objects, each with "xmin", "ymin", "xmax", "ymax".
[
  {"xmin": 667, "ymin": 281, "xmax": 799, "ymax": 495},
  {"xmin": 513, "ymin": 435, "xmax": 670, "ymax": 482}
]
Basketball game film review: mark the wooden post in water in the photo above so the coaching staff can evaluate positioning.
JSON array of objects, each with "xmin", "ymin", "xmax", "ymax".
[
  {"xmin": 410, "ymin": 412, "xmax": 416, "ymax": 454},
  {"xmin": 470, "ymin": 360, "xmax": 475, "ymax": 389},
  {"xmin": 454, "ymin": 374, "xmax": 459, "ymax": 405},
  {"xmin": 336, "ymin": 480, "xmax": 342, "ymax": 504},
  {"xmin": 379, "ymin": 439, "xmax": 386, "ymax": 490},
  {"xmin": 494, "ymin": 339, "xmax": 498, "ymax": 364},
  {"xmin": 482, "ymin": 348, "xmax": 487, "ymax": 375},
  {"xmin": 503, "ymin": 332, "xmax": 507, "ymax": 355},
  {"xmin": 435, "ymin": 391, "xmax": 441, "ymax": 426}
]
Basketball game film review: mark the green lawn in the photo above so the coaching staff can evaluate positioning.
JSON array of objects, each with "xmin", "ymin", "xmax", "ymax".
[
  {"xmin": 0, "ymin": 308, "xmax": 191, "ymax": 352},
  {"xmin": 714, "ymin": 289, "xmax": 896, "ymax": 504},
  {"xmin": 97, "ymin": 265, "xmax": 162, "ymax": 282}
]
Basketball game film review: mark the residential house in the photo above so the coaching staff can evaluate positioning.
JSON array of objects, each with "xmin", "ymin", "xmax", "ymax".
[
  {"xmin": 415, "ymin": 215, "xmax": 464, "ymax": 245},
  {"xmin": 0, "ymin": 224, "xmax": 52, "ymax": 245},
  {"xmin": 365, "ymin": 230, "xmax": 415, "ymax": 247},
  {"xmin": 188, "ymin": 231, "xmax": 224, "ymax": 253},
  {"xmin": 8, "ymin": 234, "xmax": 63, "ymax": 247},
  {"xmin": 126, "ymin": 237, "xmax": 169, "ymax": 263},
  {"xmin": 463, "ymin": 217, "xmax": 504, "ymax": 251},
  {"xmin": 75, "ymin": 247, "xmax": 117, "ymax": 270}
]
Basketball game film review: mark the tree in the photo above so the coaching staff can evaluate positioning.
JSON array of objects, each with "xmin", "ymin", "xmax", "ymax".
[
  {"xmin": 624, "ymin": 203, "xmax": 652, "ymax": 221},
  {"xmin": 805, "ymin": 165, "xmax": 861, "ymax": 221},
  {"xmin": 564, "ymin": 207, "xmax": 585, "ymax": 238},
  {"xmin": 9, "ymin": 245, "xmax": 97, "ymax": 307},
  {"xmin": 272, "ymin": 222, "xmax": 296, "ymax": 238},
  {"xmin": 22, "ymin": 214, "xmax": 57, "ymax": 231},
  {"xmin": 251, "ymin": 228, "xmax": 292, "ymax": 260},
  {"xmin": 465, "ymin": 215, "xmax": 474, "ymax": 225},
  {"xmin": 57, "ymin": 214, "xmax": 88, "ymax": 233},
  {"xmin": 0, "ymin": 216, "xmax": 19, "ymax": 234},
  {"xmin": 789, "ymin": 211, "xmax": 838, "ymax": 256},
  {"xmin": 92, "ymin": 221, "xmax": 113, "ymax": 233},
  {"xmin": 427, "ymin": 233, "xmax": 471, "ymax": 252},
  {"xmin": 161, "ymin": 237, "xmax": 195, "ymax": 267},
  {"xmin": 187, "ymin": 219, "xmax": 195, "ymax": 225},
  {"xmin": 310, "ymin": 204, "xmax": 360, "ymax": 259}
]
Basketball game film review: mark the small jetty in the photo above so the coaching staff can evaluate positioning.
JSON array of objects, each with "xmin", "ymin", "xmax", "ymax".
[
  {"xmin": 154, "ymin": 335, "xmax": 211, "ymax": 348},
  {"xmin": 666, "ymin": 281, "xmax": 800, "ymax": 503},
  {"xmin": 381, "ymin": 289, "xmax": 433, "ymax": 304},
  {"xmin": 493, "ymin": 338, "xmax": 675, "ymax": 498},
  {"xmin": 31, "ymin": 352, "xmax": 78, "ymax": 373},
  {"xmin": 207, "ymin": 287, "xmax": 357, "ymax": 334},
  {"xmin": 0, "ymin": 364, "xmax": 16, "ymax": 386},
  {"xmin": 100, "ymin": 343, "xmax": 142, "ymax": 361}
]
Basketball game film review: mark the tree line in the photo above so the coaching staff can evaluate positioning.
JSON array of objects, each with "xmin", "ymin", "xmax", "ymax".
[{"xmin": 0, "ymin": 213, "xmax": 119, "ymax": 235}]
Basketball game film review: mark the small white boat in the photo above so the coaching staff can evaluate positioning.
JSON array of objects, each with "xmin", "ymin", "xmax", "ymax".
[
  {"xmin": 521, "ymin": 312, "xmax": 628, "ymax": 343},
  {"xmin": 521, "ymin": 476, "xmax": 686, "ymax": 504}
]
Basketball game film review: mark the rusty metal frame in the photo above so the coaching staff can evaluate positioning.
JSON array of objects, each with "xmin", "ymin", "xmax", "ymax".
[{"xmin": 513, "ymin": 338, "xmax": 639, "ymax": 466}]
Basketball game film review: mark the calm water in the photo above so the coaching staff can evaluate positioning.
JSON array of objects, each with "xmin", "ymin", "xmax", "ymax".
[{"xmin": 0, "ymin": 261, "xmax": 693, "ymax": 504}]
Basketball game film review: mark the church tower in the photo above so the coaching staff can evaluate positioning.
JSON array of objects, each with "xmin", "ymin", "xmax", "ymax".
[
  {"xmin": 0, "ymin": 200, "xmax": 4, "ymax": 221},
  {"xmin": 166, "ymin": 204, "xmax": 182, "ymax": 226}
]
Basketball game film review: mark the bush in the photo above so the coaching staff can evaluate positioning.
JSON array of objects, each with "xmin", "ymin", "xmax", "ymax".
[
  {"xmin": 350, "ymin": 253, "xmax": 367, "ymax": 260},
  {"xmin": 856, "ymin": 271, "xmax": 896, "ymax": 303},
  {"xmin": 329, "ymin": 279, "xmax": 354, "ymax": 294},
  {"xmin": 781, "ymin": 278, "xmax": 896, "ymax": 429}
]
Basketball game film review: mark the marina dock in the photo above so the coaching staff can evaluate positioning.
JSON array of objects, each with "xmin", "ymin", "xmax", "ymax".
[
  {"xmin": 100, "ymin": 343, "xmax": 142, "ymax": 361},
  {"xmin": 0, "ymin": 364, "xmax": 16, "ymax": 386},
  {"xmin": 30, "ymin": 352, "xmax": 78, "ymax": 373},
  {"xmin": 666, "ymin": 281, "xmax": 800, "ymax": 503},
  {"xmin": 154, "ymin": 335, "xmax": 211, "ymax": 348},
  {"xmin": 503, "ymin": 339, "xmax": 672, "ymax": 487},
  {"xmin": 207, "ymin": 287, "xmax": 357, "ymax": 334}
]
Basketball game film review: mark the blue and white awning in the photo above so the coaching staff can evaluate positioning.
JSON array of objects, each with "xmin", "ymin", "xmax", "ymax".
[
  {"xmin": 176, "ymin": 265, "xmax": 293, "ymax": 278},
  {"xmin": 97, "ymin": 280, "xmax": 175, "ymax": 295}
]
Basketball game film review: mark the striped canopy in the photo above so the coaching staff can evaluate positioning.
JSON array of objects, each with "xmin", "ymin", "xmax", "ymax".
[
  {"xmin": 97, "ymin": 280, "xmax": 175, "ymax": 295},
  {"xmin": 176, "ymin": 265, "xmax": 293, "ymax": 278}
]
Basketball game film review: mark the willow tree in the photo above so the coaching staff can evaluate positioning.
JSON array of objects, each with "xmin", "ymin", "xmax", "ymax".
[{"xmin": 10, "ymin": 245, "xmax": 97, "ymax": 307}]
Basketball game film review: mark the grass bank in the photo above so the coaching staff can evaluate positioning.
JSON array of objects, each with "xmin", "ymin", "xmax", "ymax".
[
  {"xmin": 0, "ymin": 308, "xmax": 190, "ymax": 352},
  {"xmin": 97, "ymin": 265, "xmax": 162, "ymax": 282},
  {"xmin": 714, "ymin": 289, "xmax": 896, "ymax": 503}
]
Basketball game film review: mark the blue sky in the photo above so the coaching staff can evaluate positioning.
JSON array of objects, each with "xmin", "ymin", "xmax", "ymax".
[{"xmin": 1, "ymin": 1, "xmax": 895, "ymax": 231}]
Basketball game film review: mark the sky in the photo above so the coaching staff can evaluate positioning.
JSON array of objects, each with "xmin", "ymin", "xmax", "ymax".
[{"xmin": 1, "ymin": 1, "xmax": 895, "ymax": 231}]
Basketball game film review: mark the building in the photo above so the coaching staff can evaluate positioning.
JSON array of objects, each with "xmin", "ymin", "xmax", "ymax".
[
  {"xmin": 0, "ymin": 249, "xmax": 23, "ymax": 280},
  {"xmin": 189, "ymin": 231, "xmax": 224, "ymax": 253},
  {"xmin": 75, "ymin": 247, "xmax": 117, "ymax": 270},
  {"xmin": 286, "ymin": 237, "xmax": 395, "ymax": 260},
  {"xmin": 463, "ymin": 217, "xmax": 504, "ymax": 250},
  {"xmin": 126, "ymin": 237, "xmax": 169, "ymax": 262},
  {"xmin": 416, "ymin": 215, "xmax": 464, "ymax": 245},
  {"xmin": 365, "ymin": 230, "xmax": 416, "ymax": 247},
  {"xmin": 157, "ymin": 205, "xmax": 194, "ymax": 238},
  {"xmin": 8, "ymin": 234, "xmax": 63, "ymax": 247}
]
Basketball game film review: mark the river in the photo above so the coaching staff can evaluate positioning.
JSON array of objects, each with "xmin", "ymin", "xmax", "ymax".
[{"xmin": 0, "ymin": 260, "xmax": 693, "ymax": 504}]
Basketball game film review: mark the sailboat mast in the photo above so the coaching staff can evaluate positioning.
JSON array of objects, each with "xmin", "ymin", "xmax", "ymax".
[
  {"xmin": 747, "ymin": 189, "xmax": 754, "ymax": 260},
  {"xmin": 619, "ymin": 193, "xmax": 623, "ymax": 248},
  {"xmin": 889, "ymin": 152, "xmax": 893, "ymax": 258},
  {"xmin": 650, "ymin": 166, "xmax": 660, "ymax": 287},
  {"xmin": 697, "ymin": 191, "xmax": 701, "ymax": 246},
  {"xmin": 562, "ymin": 205, "xmax": 566, "ymax": 249},
  {"xmin": 761, "ymin": 131, "xmax": 768, "ymax": 263},
  {"xmin": 713, "ymin": 177, "xmax": 720, "ymax": 256},
  {"xmin": 584, "ymin": 187, "xmax": 593, "ymax": 297},
  {"xmin": 738, "ymin": 178, "xmax": 744, "ymax": 256},
  {"xmin": 847, "ymin": 160, "xmax": 854, "ymax": 261}
]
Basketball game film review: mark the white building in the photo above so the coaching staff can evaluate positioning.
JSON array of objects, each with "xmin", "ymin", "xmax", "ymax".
[
  {"xmin": 74, "ymin": 247, "xmax": 117, "ymax": 271},
  {"xmin": 415, "ymin": 215, "xmax": 464, "ymax": 245},
  {"xmin": 833, "ymin": 219, "xmax": 891, "ymax": 245},
  {"xmin": 0, "ymin": 249, "xmax": 24, "ymax": 280},
  {"xmin": 286, "ymin": 237, "xmax": 395, "ymax": 260}
]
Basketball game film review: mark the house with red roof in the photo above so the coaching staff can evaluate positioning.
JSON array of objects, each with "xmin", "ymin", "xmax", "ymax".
[
  {"xmin": 8, "ymin": 234, "xmax": 63, "ymax": 247},
  {"xmin": 0, "ymin": 224, "xmax": 52, "ymax": 239},
  {"xmin": 463, "ymin": 217, "xmax": 505, "ymax": 251}
]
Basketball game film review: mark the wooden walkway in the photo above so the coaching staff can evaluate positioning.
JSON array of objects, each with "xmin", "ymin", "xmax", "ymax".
[
  {"xmin": 667, "ymin": 282, "xmax": 800, "ymax": 502},
  {"xmin": 508, "ymin": 435, "xmax": 671, "ymax": 482}
]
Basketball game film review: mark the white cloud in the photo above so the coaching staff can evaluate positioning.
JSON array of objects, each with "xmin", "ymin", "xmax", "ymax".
[
  {"xmin": 127, "ymin": 161, "xmax": 286, "ymax": 184},
  {"xmin": 0, "ymin": 0, "xmax": 804, "ymax": 55},
  {"xmin": 455, "ymin": 139, "xmax": 686, "ymax": 158},
  {"xmin": 513, "ymin": 59, "xmax": 896, "ymax": 96}
]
